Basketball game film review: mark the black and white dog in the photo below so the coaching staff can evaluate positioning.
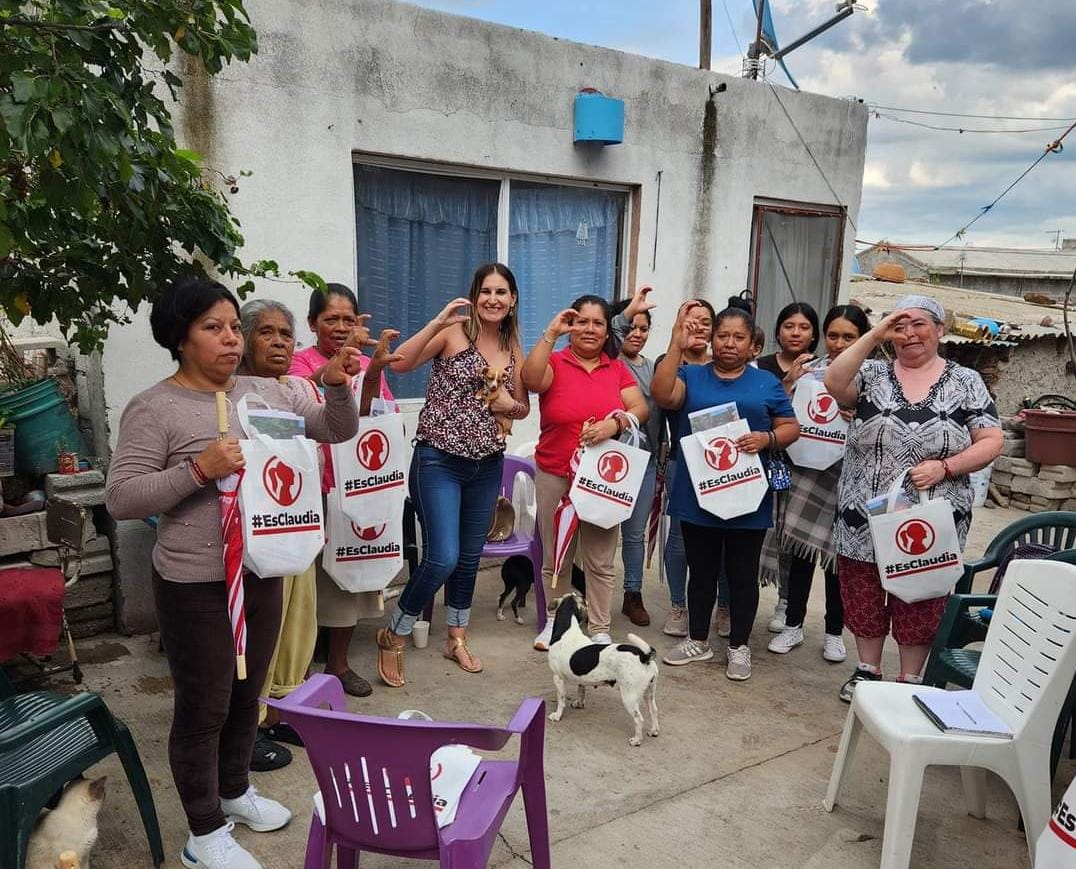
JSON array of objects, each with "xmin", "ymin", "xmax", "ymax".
[
  {"xmin": 497, "ymin": 556, "xmax": 586, "ymax": 624},
  {"xmin": 546, "ymin": 591, "xmax": 660, "ymax": 747}
]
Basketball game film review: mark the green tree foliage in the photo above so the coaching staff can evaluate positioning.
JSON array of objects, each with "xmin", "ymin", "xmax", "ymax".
[{"xmin": 0, "ymin": 1, "xmax": 318, "ymax": 351}]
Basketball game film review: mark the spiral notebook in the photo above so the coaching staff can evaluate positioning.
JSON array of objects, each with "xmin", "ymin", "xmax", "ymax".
[{"xmin": 913, "ymin": 690, "xmax": 1013, "ymax": 739}]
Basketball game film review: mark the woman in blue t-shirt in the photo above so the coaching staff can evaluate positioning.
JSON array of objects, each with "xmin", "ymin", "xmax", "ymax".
[{"xmin": 652, "ymin": 302, "xmax": 799, "ymax": 681}]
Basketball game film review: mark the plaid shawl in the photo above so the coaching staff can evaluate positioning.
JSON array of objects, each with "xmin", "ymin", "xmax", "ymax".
[{"xmin": 759, "ymin": 463, "xmax": 841, "ymax": 586}]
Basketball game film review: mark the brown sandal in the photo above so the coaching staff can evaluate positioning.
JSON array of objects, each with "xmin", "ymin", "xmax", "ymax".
[
  {"xmin": 443, "ymin": 635, "xmax": 483, "ymax": 673},
  {"xmin": 376, "ymin": 628, "xmax": 405, "ymax": 687}
]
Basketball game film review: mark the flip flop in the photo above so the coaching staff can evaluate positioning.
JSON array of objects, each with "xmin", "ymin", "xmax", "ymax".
[
  {"xmin": 443, "ymin": 636, "xmax": 483, "ymax": 673},
  {"xmin": 376, "ymin": 628, "xmax": 405, "ymax": 688}
]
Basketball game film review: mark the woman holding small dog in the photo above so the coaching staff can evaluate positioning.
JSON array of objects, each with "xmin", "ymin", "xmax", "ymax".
[
  {"xmin": 376, "ymin": 263, "xmax": 529, "ymax": 687},
  {"xmin": 525, "ymin": 295, "xmax": 649, "ymax": 650},
  {"xmin": 652, "ymin": 301, "xmax": 799, "ymax": 681}
]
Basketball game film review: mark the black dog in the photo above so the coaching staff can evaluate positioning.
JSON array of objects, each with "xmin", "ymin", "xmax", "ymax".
[{"xmin": 498, "ymin": 556, "xmax": 586, "ymax": 624}]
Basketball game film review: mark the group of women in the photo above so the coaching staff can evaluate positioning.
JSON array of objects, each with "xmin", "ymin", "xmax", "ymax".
[{"xmin": 104, "ymin": 265, "xmax": 1001, "ymax": 869}]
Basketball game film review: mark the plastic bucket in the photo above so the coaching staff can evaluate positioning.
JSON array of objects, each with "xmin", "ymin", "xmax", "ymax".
[
  {"xmin": 1024, "ymin": 410, "xmax": 1076, "ymax": 467},
  {"xmin": 970, "ymin": 462, "xmax": 993, "ymax": 508},
  {"xmin": 0, "ymin": 378, "xmax": 87, "ymax": 475}
]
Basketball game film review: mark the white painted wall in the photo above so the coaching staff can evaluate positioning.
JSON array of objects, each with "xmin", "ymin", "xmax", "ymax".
[{"xmin": 101, "ymin": 0, "xmax": 867, "ymax": 627}]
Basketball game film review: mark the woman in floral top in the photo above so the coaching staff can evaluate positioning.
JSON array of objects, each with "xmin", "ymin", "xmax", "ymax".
[
  {"xmin": 375, "ymin": 263, "xmax": 529, "ymax": 687},
  {"xmin": 825, "ymin": 294, "xmax": 1002, "ymax": 702}
]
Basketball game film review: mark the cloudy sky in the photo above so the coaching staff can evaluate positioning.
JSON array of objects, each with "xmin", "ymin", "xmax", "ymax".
[{"xmin": 412, "ymin": 0, "xmax": 1076, "ymax": 250}]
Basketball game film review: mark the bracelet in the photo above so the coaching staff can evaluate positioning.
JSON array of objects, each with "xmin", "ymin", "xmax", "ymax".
[
  {"xmin": 509, "ymin": 399, "xmax": 525, "ymax": 419},
  {"xmin": 940, "ymin": 458, "xmax": 952, "ymax": 480},
  {"xmin": 186, "ymin": 457, "xmax": 208, "ymax": 487},
  {"xmin": 542, "ymin": 331, "xmax": 557, "ymax": 346},
  {"xmin": 767, "ymin": 430, "xmax": 777, "ymax": 451}
]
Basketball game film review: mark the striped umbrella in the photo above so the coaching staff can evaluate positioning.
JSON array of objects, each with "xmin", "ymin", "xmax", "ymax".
[
  {"xmin": 644, "ymin": 448, "xmax": 667, "ymax": 570},
  {"xmin": 550, "ymin": 445, "xmax": 582, "ymax": 584},
  {"xmin": 216, "ymin": 393, "xmax": 248, "ymax": 680}
]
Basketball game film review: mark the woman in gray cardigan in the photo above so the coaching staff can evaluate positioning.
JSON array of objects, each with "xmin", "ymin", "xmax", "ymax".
[{"xmin": 106, "ymin": 277, "xmax": 361, "ymax": 869}]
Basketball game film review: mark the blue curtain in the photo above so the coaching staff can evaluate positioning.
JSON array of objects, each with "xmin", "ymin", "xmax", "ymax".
[
  {"xmin": 508, "ymin": 182, "xmax": 625, "ymax": 352},
  {"xmin": 354, "ymin": 165, "xmax": 499, "ymax": 399}
]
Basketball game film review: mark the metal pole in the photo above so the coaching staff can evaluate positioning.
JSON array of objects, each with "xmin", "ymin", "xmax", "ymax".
[
  {"xmin": 771, "ymin": 7, "xmax": 854, "ymax": 61},
  {"xmin": 749, "ymin": 0, "xmax": 767, "ymax": 79},
  {"xmin": 699, "ymin": 0, "xmax": 712, "ymax": 70}
]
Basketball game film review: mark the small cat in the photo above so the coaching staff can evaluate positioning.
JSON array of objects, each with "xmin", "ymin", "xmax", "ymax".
[{"xmin": 26, "ymin": 776, "xmax": 106, "ymax": 869}]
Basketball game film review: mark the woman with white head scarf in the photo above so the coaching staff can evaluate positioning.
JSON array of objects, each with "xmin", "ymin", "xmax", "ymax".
[{"xmin": 824, "ymin": 294, "xmax": 1003, "ymax": 703}]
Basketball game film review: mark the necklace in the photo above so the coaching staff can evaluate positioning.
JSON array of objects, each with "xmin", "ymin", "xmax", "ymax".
[
  {"xmin": 171, "ymin": 371, "xmax": 236, "ymax": 393},
  {"xmin": 569, "ymin": 348, "xmax": 601, "ymax": 368}
]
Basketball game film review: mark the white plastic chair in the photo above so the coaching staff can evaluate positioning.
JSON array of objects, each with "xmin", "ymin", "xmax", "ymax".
[{"xmin": 824, "ymin": 559, "xmax": 1076, "ymax": 868}]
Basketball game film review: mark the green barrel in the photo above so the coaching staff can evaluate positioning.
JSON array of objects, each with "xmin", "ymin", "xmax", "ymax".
[{"xmin": 0, "ymin": 378, "xmax": 87, "ymax": 475}]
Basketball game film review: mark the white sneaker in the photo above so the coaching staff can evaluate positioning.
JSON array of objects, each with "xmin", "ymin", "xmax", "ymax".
[
  {"xmin": 767, "ymin": 599, "xmax": 787, "ymax": 633},
  {"xmin": 823, "ymin": 633, "xmax": 847, "ymax": 663},
  {"xmin": 767, "ymin": 625, "xmax": 804, "ymax": 654},
  {"xmin": 221, "ymin": 786, "xmax": 291, "ymax": 833},
  {"xmin": 533, "ymin": 621, "xmax": 553, "ymax": 651},
  {"xmin": 591, "ymin": 632, "xmax": 612, "ymax": 645},
  {"xmin": 181, "ymin": 822, "xmax": 261, "ymax": 869},
  {"xmin": 726, "ymin": 645, "xmax": 752, "ymax": 681}
]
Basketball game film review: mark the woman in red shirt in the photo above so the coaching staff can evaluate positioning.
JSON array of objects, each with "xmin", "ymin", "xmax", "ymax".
[{"xmin": 522, "ymin": 295, "xmax": 648, "ymax": 650}]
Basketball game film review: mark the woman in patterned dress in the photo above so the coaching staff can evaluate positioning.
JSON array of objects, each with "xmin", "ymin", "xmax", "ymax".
[
  {"xmin": 825, "ymin": 294, "xmax": 1003, "ymax": 702},
  {"xmin": 374, "ymin": 263, "xmax": 529, "ymax": 687}
]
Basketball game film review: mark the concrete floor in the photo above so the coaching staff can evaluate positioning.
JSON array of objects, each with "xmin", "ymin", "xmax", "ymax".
[{"xmin": 44, "ymin": 505, "xmax": 1063, "ymax": 867}]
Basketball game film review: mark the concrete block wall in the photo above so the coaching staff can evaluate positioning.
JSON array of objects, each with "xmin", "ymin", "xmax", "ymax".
[{"xmin": 991, "ymin": 454, "xmax": 1076, "ymax": 513}]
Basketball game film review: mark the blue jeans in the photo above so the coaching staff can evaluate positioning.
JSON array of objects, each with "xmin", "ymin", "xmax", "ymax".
[
  {"xmin": 389, "ymin": 444, "xmax": 503, "ymax": 635},
  {"xmin": 621, "ymin": 457, "xmax": 658, "ymax": 593},
  {"xmin": 664, "ymin": 459, "xmax": 728, "ymax": 608}
]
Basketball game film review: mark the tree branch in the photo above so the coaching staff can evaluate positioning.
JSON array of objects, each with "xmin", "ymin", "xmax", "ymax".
[{"xmin": 0, "ymin": 17, "xmax": 124, "ymax": 33}]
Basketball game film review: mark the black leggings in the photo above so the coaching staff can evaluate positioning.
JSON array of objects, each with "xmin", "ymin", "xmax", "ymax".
[
  {"xmin": 784, "ymin": 554, "xmax": 843, "ymax": 635},
  {"xmin": 154, "ymin": 570, "xmax": 282, "ymax": 835},
  {"xmin": 681, "ymin": 523, "xmax": 766, "ymax": 648}
]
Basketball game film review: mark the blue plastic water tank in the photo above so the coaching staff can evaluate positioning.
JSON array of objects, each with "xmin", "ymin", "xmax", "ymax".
[{"xmin": 574, "ymin": 89, "xmax": 624, "ymax": 145}]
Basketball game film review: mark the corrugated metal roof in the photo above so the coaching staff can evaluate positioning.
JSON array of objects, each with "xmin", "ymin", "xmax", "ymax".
[
  {"xmin": 861, "ymin": 244, "xmax": 1076, "ymax": 279},
  {"xmin": 849, "ymin": 277, "xmax": 1070, "ymax": 345}
]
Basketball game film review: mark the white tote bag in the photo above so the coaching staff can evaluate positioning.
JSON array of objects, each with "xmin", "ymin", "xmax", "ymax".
[
  {"xmin": 238, "ymin": 433, "xmax": 325, "ymax": 577},
  {"xmin": 331, "ymin": 406, "xmax": 407, "ymax": 528},
  {"xmin": 680, "ymin": 418, "xmax": 768, "ymax": 520},
  {"xmin": 568, "ymin": 417, "xmax": 649, "ymax": 529},
  {"xmin": 322, "ymin": 488, "xmax": 403, "ymax": 592},
  {"xmin": 1036, "ymin": 774, "xmax": 1076, "ymax": 868},
  {"xmin": 869, "ymin": 470, "xmax": 963, "ymax": 603},
  {"xmin": 785, "ymin": 375, "xmax": 849, "ymax": 471}
]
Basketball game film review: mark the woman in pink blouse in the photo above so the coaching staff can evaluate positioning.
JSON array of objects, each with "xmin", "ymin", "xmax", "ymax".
[{"xmin": 288, "ymin": 283, "xmax": 395, "ymax": 698}]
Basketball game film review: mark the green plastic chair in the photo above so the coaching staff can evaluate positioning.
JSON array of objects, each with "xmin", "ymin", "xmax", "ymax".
[
  {"xmin": 954, "ymin": 510, "xmax": 1076, "ymax": 595},
  {"xmin": 0, "ymin": 667, "xmax": 164, "ymax": 869},
  {"xmin": 926, "ymin": 511, "xmax": 1076, "ymax": 668}
]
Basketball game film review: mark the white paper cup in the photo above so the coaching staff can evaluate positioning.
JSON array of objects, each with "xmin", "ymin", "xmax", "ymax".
[{"xmin": 412, "ymin": 620, "xmax": 430, "ymax": 649}]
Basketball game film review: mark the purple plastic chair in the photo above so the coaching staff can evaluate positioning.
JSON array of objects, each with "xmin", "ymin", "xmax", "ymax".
[
  {"xmin": 422, "ymin": 454, "xmax": 547, "ymax": 630},
  {"xmin": 482, "ymin": 455, "xmax": 547, "ymax": 630},
  {"xmin": 267, "ymin": 674, "xmax": 550, "ymax": 869}
]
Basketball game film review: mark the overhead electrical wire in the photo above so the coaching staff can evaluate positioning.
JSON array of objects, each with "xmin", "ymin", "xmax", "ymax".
[
  {"xmin": 867, "ymin": 104, "xmax": 1076, "ymax": 122},
  {"xmin": 720, "ymin": 0, "xmax": 743, "ymax": 55},
  {"xmin": 872, "ymin": 112, "xmax": 1074, "ymax": 135},
  {"xmin": 936, "ymin": 119, "xmax": 1076, "ymax": 248}
]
